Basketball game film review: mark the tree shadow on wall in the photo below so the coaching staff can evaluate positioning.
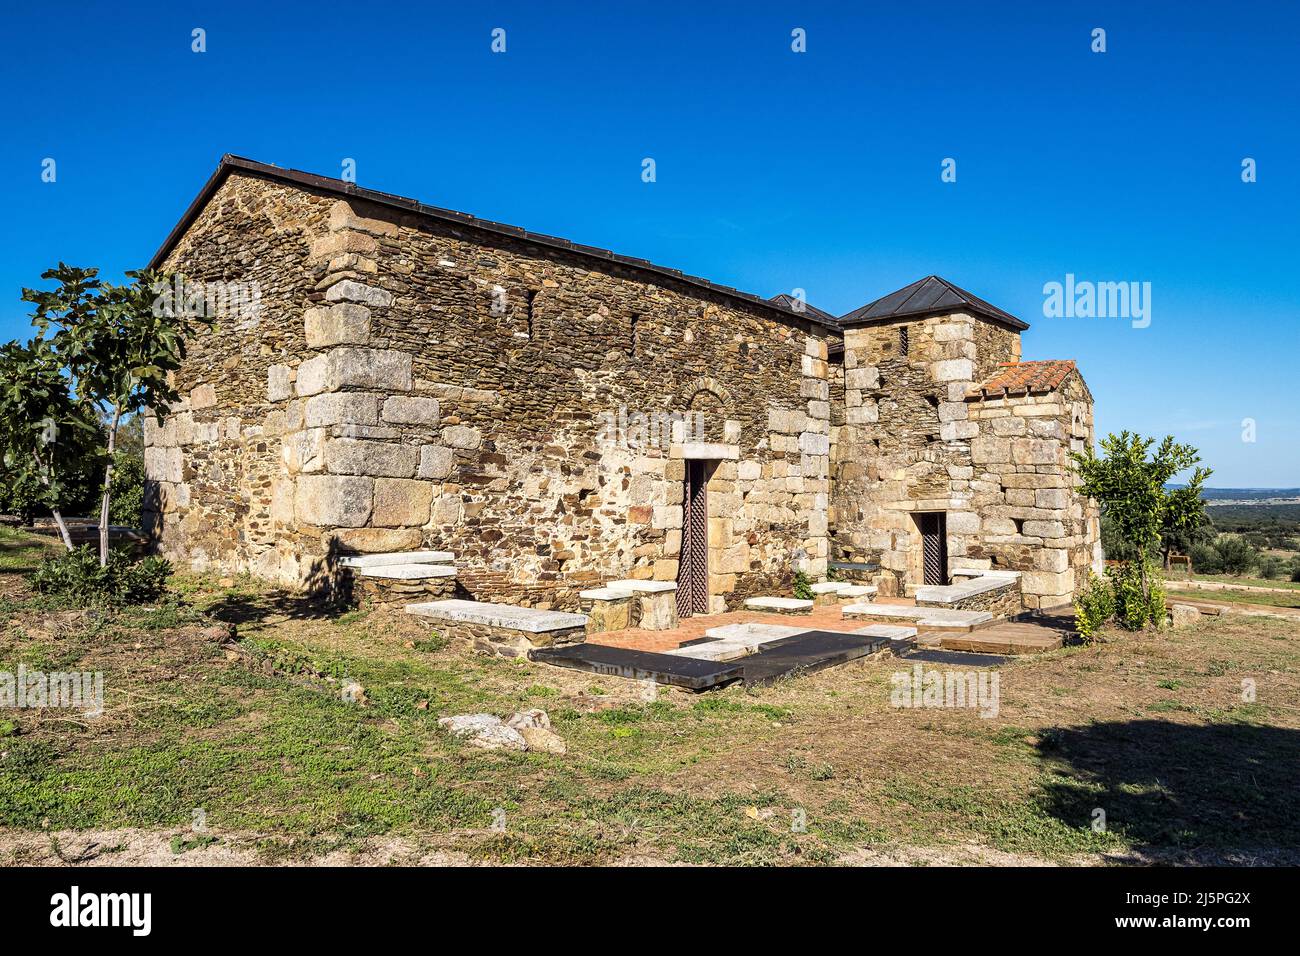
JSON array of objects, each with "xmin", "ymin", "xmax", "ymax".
[
  {"xmin": 1035, "ymin": 719, "xmax": 1300, "ymax": 861},
  {"xmin": 203, "ymin": 539, "xmax": 353, "ymax": 627}
]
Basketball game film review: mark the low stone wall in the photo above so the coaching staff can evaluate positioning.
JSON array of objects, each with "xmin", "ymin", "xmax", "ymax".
[
  {"xmin": 916, "ymin": 579, "xmax": 1022, "ymax": 618},
  {"xmin": 442, "ymin": 620, "xmax": 587, "ymax": 659}
]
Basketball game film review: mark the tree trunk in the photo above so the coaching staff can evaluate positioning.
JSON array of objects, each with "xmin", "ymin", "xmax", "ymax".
[
  {"xmin": 98, "ymin": 406, "xmax": 121, "ymax": 568},
  {"xmin": 50, "ymin": 509, "xmax": 74, "ymax": 551}
]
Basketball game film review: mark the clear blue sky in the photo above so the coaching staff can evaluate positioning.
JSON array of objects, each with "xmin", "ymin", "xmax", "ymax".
[{"xmin": 1, "ymin": 1, "xmax": 1295, "ymax": 485}]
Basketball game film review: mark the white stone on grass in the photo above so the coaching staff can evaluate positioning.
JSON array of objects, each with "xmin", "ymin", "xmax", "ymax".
[{"xmin": 438, "ymin": 714, "xmax": 526, "ymax": 751}]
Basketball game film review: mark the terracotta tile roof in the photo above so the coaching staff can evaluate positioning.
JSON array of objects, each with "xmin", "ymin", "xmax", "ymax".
[{"xmin": 966, "ymin": 360, "xmax": 1076, "ymax": 399}]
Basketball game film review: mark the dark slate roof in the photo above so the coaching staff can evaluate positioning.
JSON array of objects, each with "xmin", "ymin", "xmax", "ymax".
[
  {"xmin": 966, "ymin": 360, "xmax": 1076, "ymax": 399},
  {"xmin": 839, "ymin": 275, "xmax": 1029, "ymax": 331},
  {"xmin": 148, "ymin": 155, "xmax": 840, "ymax": 331},
  {"xmin": 768, "ymin": 293, "xmax": 839, "ymax": 324}
]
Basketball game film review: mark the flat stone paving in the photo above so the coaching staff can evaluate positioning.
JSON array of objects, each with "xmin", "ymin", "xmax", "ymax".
[{"xmin": 589, "ymin": 599, "xmax": 1069, "ymax": 656}]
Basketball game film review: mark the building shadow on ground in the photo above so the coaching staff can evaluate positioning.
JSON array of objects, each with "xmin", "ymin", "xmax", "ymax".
[
  {"xmin": 202, "ymin": 541, "xmax": 354, "ymax": 627},
  {"xmin": 1035, "ymin": 719, "xmax": 1300, "ymax": 859}
]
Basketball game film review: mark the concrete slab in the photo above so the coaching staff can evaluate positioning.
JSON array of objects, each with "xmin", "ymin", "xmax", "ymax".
[
  {"xmin": 703, "ymin": 622, "xmax": 807, "ymax": 646},
  {"xmin": 406, "ymin": 599, "xmax": 587, "ymax": 633},
  {"xmin": 579, "ymin": 587, "xmax": 635, "ymax": 600},
  {"xmin": 356, "ymin": 564, "xmax": 457, "ymax": 580},
  {"xmin": 839, "ymin": 585, "xmax": 877, "ymax": 599},
  {"xmin": 340, "ymin": 550, "xmax": 454, "ymax": 568},
  {"xmin": 810, "ymin": 582, "xmax": 852, "ymax": 594},
  {"xmin": 664, "ymin": 640, "xmax": 753, "ymax": 662},
  {"xmin": 743, "ymin": 597, "xmax": 814, "ymax": 614},
  {"xmin": 605, "ymin": 579, "xmax": 677, "ymax": 593}
]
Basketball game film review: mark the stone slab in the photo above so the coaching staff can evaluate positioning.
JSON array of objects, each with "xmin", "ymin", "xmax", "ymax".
[
  {"xmin": 737, "ymin": 631, "xmax": 888, "ymax": 687},
  {"xmin": 579, "ymin": 587, "xmax": 636, "ymax": 601},
  {"xmin": 664, "ymin": 640, "xmax": 753, "ymax": 662},
  {"xmin": 529, "ymin": 643, "xmax": 744, "ymax": 691},
  {"xmin": 743, "ymin": 597, "xmax": 814, "ymax": 613},
  {"xmin": 850, "ymin": 624, "xmax": 918, "ymax": 640},
  {"xmin": 839, "ymin": 585, "xmax": 877, "ymax": 598},
  {"xmin": 356, "ymin": 564, "xmax": 457, "ymax": 580},
  {"xmin": 605, "ymin": 579, "xmax": 677, "ymax": 593},
  {"xmin": 703, "ymin": 622, "xmax": 807, "ymax": 646},
  {"xmin": 810, "ymin": 582, "xmax": 852, "ymax": 594},
  {"xmin": 406, "ymin": 599, "xmax": 587, "ymax": 634},
  {"xmin": 842, "ymin": 602, "xmax": 994, "ymax": 629},
  {"xmin": 339, "ymin": 550, "xmax": 454, "ymax": 568}
]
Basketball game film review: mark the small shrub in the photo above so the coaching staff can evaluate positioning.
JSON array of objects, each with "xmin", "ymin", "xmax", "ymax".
[
  {"xmin": 792, "ymin": 570, "xmax": 814, "ymax": 601},
  {"xmin": 1213, "ymin": 534, "xmax": 1259, "ymax": 576},
  {"xmin": 1291, "ymin": 561, "xmax": 1300, "ymax": 584},
  {"xmin": 1073, "ymin": 572, "xmax": 1115, "ymax": 640},
  {"xmin": 1258, "ymin": 556, "xmax": 1284, "ymax": 580},
  {"xmin": 30, "ymin": 545, "xmax": 171, "ymax": 606},
  {"xmin": 1105, "ymin": 560, "xmax": 1163, "ymax": 631}
]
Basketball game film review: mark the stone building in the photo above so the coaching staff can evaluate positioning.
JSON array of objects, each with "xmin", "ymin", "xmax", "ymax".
[{"xmin": 144, "ymin": 156, "xmax": 1098, "ymax": 618}]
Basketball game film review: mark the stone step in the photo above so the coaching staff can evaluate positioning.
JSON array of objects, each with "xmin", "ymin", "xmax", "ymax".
[
  {"xmin": 842, "ymin": 602, "xmax": 993, "ymax": 631},
  {"xmin": 743, "ymin": 596, "xmax": 814, "ymax": 614},
  {"xmin": 356, "ymin": 564, "xmax": 457, "ymax": 580},
  {"xmin": 340, "ymin": 550, "xmax": 454, "ymax": 569}
]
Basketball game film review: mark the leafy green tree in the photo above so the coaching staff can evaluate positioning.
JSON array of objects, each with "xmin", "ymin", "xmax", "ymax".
[
  {"xmin": 0, "ymin": 339, "xmax": 103, "ymax": 549},
  {"xmin": 1070, "ymin": 432, "xmax": 1212, "ymax": 620},
  {"xmin": 23, "ymin": 264, "xmax": 210, "ymax": 565}
]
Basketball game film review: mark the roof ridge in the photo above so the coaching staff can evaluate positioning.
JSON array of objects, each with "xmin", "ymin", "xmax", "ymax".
[{"xmin": 149, "ymin": 155, "xmax": 842, "ymax": 331}]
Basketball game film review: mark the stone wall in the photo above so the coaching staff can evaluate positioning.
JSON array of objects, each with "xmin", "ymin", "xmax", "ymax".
[
  {"xmin": 963, "ymin": 372, "xmax": 1101, "ymax": 608},
  {"xmin": 830, "ymin": 311, "xmax": 1097, "ymax": 609},
  {"xmin": 147, "ymin": 170, "xmax": 833, "ymax": 613}
]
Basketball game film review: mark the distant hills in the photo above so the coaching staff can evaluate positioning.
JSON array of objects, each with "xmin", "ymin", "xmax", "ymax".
[{"xmin": 1197, "ymin": 488, "xmax": 1300, "ymax": 505}]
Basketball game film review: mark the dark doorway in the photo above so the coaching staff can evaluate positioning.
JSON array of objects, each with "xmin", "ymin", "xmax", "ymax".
[
  {"xmin": 916, "ymin": 511, "xmax": 948, "ymax": 586},
  {"xmin": 676, "ymin": 460, "xmax": 709, "ymax": 617}
]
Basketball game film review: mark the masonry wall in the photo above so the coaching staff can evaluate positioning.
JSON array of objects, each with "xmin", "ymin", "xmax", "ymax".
[
  {"xmin": 829, "ymin": 311, "xmax": 1097, "ymax": 608},
  {"xmin": 146, "ymin": 171, "xmax": 832, "ymax": 613}
]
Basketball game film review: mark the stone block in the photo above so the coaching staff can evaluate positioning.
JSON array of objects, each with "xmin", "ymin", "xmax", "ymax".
[
  {"xmin": 329, "ymin": 200, "xmax": 399, "ymax": 236},
  {"xmin": 324, "ymin": 439, "xmax": 419, "ymax": 477},
  {"xmin": 304, "ymin": 303, "xmax": 371, "ymax": 347},
  {"xmin": 441, "ymin": 425, "xmax": 481, "ymax": 449},
  {"xmin": 190, "ymin": 384, "xmax": 217, "ymax": 409},
  {"xmin": 1035, "ymin": 488, "xmax": 1070, "ymax": 510},
  {"xmin": 324, "ymin": 280, "xmax": 393, "ymax": 307},
  {"xmin": 329, "ymin": 528, "xmax": 422, "ymax": 553},
  {"xmin": 932, "ymin": 359, "xmax": 974, "ymax": 382},
  {"xmin": 372, "ymin": 477, "xmax": 434, "ymax": 527},
  {"xmin": 418, "ymin": 445, "xmax": 455, "ymax": 479},
  {"xmin": 267, "ymin": 364, "xmax": 293, "ymax": 402},
  {"xmin": 846, "ymin": 404, "xmax": 879, "ymax": 424},
  {"xmin": 144, "ymin": 446, "xmax": 183, "ymax": 483},
  {"xmin": 295, "ymin": 474, "xmax": 374, "ymax": 527},
  {"xmin": 971, "ymin": 435, "xmax": 1010, "ymax": 464},
  {"xmin": 1011, "ymin": 438, "xmax": 1060, "ymax": 466},
  {"xmin": 382, "ymin": 396, "xmax": 441, "ymax": 426},
  {"xmin": 295, "ymin": 348, "xmax": 412, "ymax": 396},
  {"xmin": 310, "ymin": 230, "xmax": 378, "ymax": 261},
  {"xmin": 304, "ymin": 393, "xmax": 379, "ymax": 428},
  {"xmin": 845, "ymin": 367, "xmax": 880, "ymax": 390},
  {"xmin": 798, "ymin": 432, "xmax": 830, "ymax": 455}
]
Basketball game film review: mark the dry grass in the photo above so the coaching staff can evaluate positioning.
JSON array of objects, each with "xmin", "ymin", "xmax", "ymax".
[{"xmin": 2, "ymin": 528, "xmax": 1298, "ymax": 866}]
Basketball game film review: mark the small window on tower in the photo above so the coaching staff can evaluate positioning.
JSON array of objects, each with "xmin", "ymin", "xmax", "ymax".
[{"xmin": 899, "ymin": 325, "xmax": 910, "ymax": 356}]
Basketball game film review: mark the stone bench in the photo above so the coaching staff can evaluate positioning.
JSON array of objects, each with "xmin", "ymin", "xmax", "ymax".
[
  {"xmin": 810, "ymin": 581, "xmax": 876, "ymax": 605},
  {"xmin": 339, "ymin": 551, "xmax": 457, "ymax": 608},
  {"xmin": 604, "ymin": 579, "xmax": 679, "ymax": 631},
  {"xmin": 743, "ymin": 596, "xmax": 814, "ymax": 615},
  {"xmin": 842, "ymin": 602, "xmax": 993, "ymax": 631},
  {"xmin": 579, "ymin": 587, "xmax": 640, "ymax": 633},
  {"xmin": 406, "ymin": 599, "xmax": 588, "ymax": 657}
]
